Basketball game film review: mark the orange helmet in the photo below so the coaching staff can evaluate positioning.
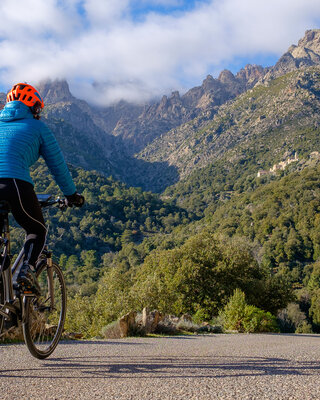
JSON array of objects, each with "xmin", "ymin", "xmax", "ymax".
[{"xmin": 7, "ymin": 83, "xmax": 44, "ymax": 109}]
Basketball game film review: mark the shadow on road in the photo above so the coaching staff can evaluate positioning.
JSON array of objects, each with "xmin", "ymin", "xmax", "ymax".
[{"xmin": 1, "ymin": 353, "xmax": 319, "ymax": 380}]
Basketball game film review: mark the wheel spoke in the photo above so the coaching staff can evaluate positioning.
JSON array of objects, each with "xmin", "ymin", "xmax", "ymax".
[{"xmin": 22, "ymin": 262, "xmax": 66, "ymax": 359}]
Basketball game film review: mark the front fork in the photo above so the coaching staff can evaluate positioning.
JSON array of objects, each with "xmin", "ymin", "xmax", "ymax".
[
  {"xmin": 46, "ymin": 250, "xmax": 55, "ymax": 310},
  {"xmin": 22, "ymin": 247, "xmax": 55, "ymax": 322}
]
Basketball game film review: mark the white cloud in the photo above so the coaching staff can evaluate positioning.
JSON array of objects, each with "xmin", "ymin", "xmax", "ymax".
[
  {"xmin": 83, "ymin": 0, "xmax": 130, "ymax": 27},
  {"xmin": 0, "ymin": 0, "xmax": 319, "ymax": 104}
]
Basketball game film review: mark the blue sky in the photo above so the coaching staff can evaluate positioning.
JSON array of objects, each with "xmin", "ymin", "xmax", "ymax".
[
  {"xmin": 130, "ymin": 0, "xmax": 211, "ymax": 19},
  {"xmin": 0, "ymin": 0, "xmax": 319, "ymax": 104}
]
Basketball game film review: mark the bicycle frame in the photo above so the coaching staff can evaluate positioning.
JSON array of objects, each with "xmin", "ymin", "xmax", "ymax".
[
  {"xmin": 0, "ymin": 201, "xmax": 55, "ymax": 330},
  {"xmin": 0, "ymin": 194, "xmax": 68, "ymax": 358}
]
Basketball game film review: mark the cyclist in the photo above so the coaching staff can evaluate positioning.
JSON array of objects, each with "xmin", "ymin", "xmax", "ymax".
[{"xmin": 0, "ymin": 83, "xmax": 84, "ymax": 295}]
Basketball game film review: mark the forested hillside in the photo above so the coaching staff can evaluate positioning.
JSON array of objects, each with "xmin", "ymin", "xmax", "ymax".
[
  {"xmin": 17, "ymin": 158, "xmax": 320, "ymax": 336},
  {"xmin": 70, "ymin": 161, "xmax": 320, "ymax": 336}
]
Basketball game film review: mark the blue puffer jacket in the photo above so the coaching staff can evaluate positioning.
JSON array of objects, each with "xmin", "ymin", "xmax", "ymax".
[{"xmin": 0, "ymin": 101, "xmax": 76, "ymax": 195}]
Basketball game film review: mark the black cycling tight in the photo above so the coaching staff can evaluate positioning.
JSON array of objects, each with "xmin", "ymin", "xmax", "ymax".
[{"xmin": 0, "ymin": 178, "xmax": 47, "ymax": 267}]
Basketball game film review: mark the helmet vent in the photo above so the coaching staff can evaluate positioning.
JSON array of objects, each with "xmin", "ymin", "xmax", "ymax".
[{"xmin": 6, "ymin": 83, "xmax": 44, "ymax": 109}]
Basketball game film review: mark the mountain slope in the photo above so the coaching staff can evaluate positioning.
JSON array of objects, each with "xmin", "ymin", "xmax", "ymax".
[
  {"xmin": 137, "ymin": 65, "xmax": 320, "ymax": 192},
  {"xmin": 112, "ymin": 64, "xmax": 265, "ymax": 153}
]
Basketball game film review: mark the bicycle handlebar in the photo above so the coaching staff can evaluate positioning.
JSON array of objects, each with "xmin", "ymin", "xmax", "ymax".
[{"xmin": 37, "ymin": 195, "xmax": 68, "ymax": 210}]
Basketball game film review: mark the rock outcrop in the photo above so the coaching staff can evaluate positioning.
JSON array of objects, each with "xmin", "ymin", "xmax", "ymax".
[{"xmin": 264, "ymin": 29, "xmax": 320, "ymax": 80}]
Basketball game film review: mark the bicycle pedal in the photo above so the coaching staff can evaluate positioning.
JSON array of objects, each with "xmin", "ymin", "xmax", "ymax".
[
  {"xmin": 21, "ymin": 290, "xmax": 36, "ymax": 296},
  {"xmin": 19, "ymin": 285, "xmax": 36, "ymax": 296}
]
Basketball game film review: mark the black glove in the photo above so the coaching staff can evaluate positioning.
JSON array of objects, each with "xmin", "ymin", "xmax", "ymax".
[{"xmin": 65, "ymin": 192, "xmax": 85, "ymax": 207}]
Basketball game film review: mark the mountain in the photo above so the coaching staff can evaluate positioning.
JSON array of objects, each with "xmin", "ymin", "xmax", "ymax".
[
  {"xmin": 135, "ymin": 30, "xmax": 320, "ymax": 191},
  {"xmin": 263, "ymin": 29, "xmax": 320, "ymax": 80},
  {"xmin": 37, "ymin": 28, "xmax": 320, "ymax": 192},
  {"xmin": 8, "ymin": 65, "xmax": 264, "ymax": 190},
  {"xmin": 112, "ymin": 64, "xmax": 265, "ymax": 154},
  {"xmin": 37, "ymin": 63, "xmax": 265, "ymax": 160},
  {"xmin": 1, "ymin": 29, "xmax": 320, "ymax": 194},
  {"xmin": 40, "ymin": 88, "xmax": 119, "ymax": 176},
  {"xmin": 137, "ymin": 66, "xmax": 320, "ymax": 190}
]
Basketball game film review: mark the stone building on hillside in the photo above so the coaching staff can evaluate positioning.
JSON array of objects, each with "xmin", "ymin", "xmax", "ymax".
[{"xmin": 257, "ymin": 152, "xmax": 299, "ymax": 177}]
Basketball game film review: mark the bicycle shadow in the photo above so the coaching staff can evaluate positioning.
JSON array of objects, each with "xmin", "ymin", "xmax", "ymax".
[{"xmin": 0, "ymin": 353, "xmax": 319, "ymax": 380}]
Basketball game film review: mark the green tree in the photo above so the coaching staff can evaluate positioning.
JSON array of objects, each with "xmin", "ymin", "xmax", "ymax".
[{"xmin": 220, "ymin": 289, "xmax": 279, "ymax": 333}]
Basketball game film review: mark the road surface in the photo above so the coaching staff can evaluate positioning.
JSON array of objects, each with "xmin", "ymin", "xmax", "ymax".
[{"xmin": 1, "ymin": 334, "xmax": 320, "ymax": 399}]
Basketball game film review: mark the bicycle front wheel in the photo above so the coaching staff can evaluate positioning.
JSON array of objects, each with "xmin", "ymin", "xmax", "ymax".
[
  {"xmin": 0, "ymin": 274, "xmax": 4, "ymax": 335},
  {"xmin": 22, "ymin": 261, "xmax": 66, "ymax": 359}
]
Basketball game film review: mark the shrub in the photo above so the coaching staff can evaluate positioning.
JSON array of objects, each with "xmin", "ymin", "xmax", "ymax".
[
  {"xmin": 176, "ymin": 320, "xmax": 201, "ymax": 332},
  {"xmin": 219, "ymin": 289, "xmax": 247, "ymax": 332},
  {"xmin": 101, "ymin": 320, "xmax": 122, "ymax": 339},
  {"xmin": 277, "ymin": 303, "xmax": 311, "ymax": 333},
  {"xmin": 64, "ymin": 294, "xmax": 96, "ymax": 338},
  {"xmin": 242, "ymin": 306, "xmax": 279, "ymax": 333},
  {"xmin": 130, "ymin": 233, "xmax": 270, "ymax": 317},
  {"xmin": 310, "ymin": 288, "xmax": 320, "ymax": 324},
  {"xmin": 220, "ymin": 289, "xmax": 279, "ymax": 333},
  {"xmin": 295, "ymin": 321, "xmax": 313, "ymax": 334},
  {"xmin": 192, "ymin": 308, "xmax": 210, "ymax": 325}
]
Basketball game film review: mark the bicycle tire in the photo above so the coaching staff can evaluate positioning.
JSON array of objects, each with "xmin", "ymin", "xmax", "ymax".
[
  {"xmin": 0, "ymin": 274, "xmax": 4, "ymax": 334},
  {"xmin": 22, "ymin": 261, "xmax": 66, "ymax": 359}
]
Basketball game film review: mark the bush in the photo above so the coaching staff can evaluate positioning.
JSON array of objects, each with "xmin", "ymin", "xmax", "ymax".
[
  {"xmin": 197, "ymin": 324, "xmax": 224, "ymax": 333},
  {"xmin": 242, "ymin": 305, "xmax": 279, "ymax": 333},
  {"xmin": 219, "ymin": 289, "xmax": 247, "ymax": 331},
  {"xmin": 64, "ymin": 294, "xmax": 96, "ymax": 338},
  {"xmin": 295, "ymin": 321, "xmax": 313, "ymax": 334},
  {"xmin": 220, "ymin": 289, "xmax": 279, "ymax": 333},
  {"xmin": 176, "ymin": 320, "xmax": 200, "ymax": 332},
  {"xmin": 101, "ymin": 320, "xmax": 122, "ymax": 339},
  {"xmin": 277, "ymin": 303, "xmax": 311, "ymax": 333},
  {"xmin": 310, "ymin": 288, "xmax": 320, "ymax": 324},
  {"xmin": 192, "ymin": 309, "xmax": 210, "ymax": 324}
]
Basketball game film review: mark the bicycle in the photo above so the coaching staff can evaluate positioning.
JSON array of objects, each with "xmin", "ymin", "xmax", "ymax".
[{"xmin": 0, "ymin": 194, "xmax": 67, "ymax": 359}]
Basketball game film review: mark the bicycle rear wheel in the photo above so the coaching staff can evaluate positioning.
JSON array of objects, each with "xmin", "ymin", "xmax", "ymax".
[
  {"xmin": 22, "ymin": 261, "xmax": 66, "ymax": 359},
  {"xmin": 0, "ymin": 274, "xmax": 4, "ymax": 334}
]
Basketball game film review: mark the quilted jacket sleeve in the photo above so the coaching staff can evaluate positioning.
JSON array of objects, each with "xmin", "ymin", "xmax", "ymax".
[{"xmin": 39, "ymin": 122, "xmax": 76, "ymax": 196}]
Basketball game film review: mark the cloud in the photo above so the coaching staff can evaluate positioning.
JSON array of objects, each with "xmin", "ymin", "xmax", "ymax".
[
  {"xmin": 82, "ymin": 0, "xmax": 130, "ymax": 27},
  {"xmin": 0, "ymin": 0, "xmax": 319, "ymax": 105}
]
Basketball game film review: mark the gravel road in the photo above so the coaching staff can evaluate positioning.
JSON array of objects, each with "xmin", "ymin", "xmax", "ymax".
[{"xmin": 1, "ymin": 334, "xmax": 320, "ymax": 399}]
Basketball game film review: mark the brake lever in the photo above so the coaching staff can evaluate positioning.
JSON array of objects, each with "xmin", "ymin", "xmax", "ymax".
[{"xmin": 57, "ymin": 198, "xmax": 68, "ymax": 210}]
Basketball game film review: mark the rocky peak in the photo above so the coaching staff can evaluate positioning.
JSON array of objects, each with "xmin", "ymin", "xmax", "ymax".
[
  {"xmin": 170, "ymin": 91, "xmax": 180, "ymax": 101},
  {"xmin": 297, "ymin": 29, "xmax": 320, "ymax": 54},
  {"xmin": 264, "ymin": 29, "xmax": 320, "ymax": 80},
  {"xmin": 236, "ymin": 64, "xmax": 265, "ymax": 83},
  {"xmin": 37, "ymin": 79, "xmax": 74, "ymax": 104},
  {"xmin": 218, "ymin": 69, "xmax": 236, "ymax": 84},
  {"xmin": 287, "ymin": 29, "xmax": 320, "ymax": 63},
  {"xmin": 201, "ymin": 75, "xmax": 221, "ymax": 92}
]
